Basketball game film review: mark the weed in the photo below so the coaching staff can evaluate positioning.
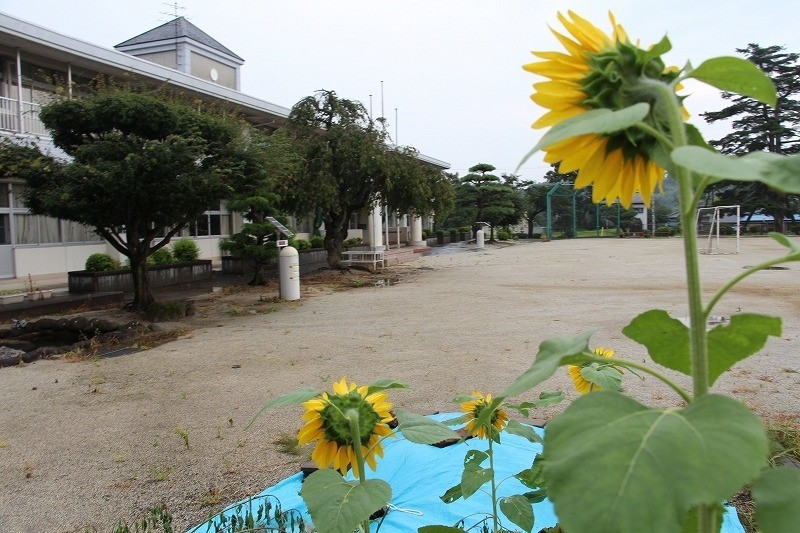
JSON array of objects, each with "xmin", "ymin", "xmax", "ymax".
[
  {"xmin": 112, "ymin": 504, "xmax": 173, "ymax": 532},
  {"xmin": 275, "ymin": 433, "xmax": 302, "ymax": 456},
  {"xmin": 173, "ymin": 427, "xmax": 189, "ymax": 449},
  {"xmin": 782, "ymin": 368, "xmax": 798, "ymax": 374},
  {"xmin": 236, "ymin": 439, "xmax": 246, "ymax": 448},
  {"xmin": 140, "ymin": 301, "xmax": 190, "ymax": 322},
  {"xmin": 114, "ymin": 454, "xmax": 128, "ymax": 463},
  {"xmin": 228, "ymin": 418, "xmax": 234, "ymax": 428},
  {"xmin": 350, "ymin": 277, "xmax": 367, "ymax": 288},
  {"xmin": 199, "ymin": 485, "xmax": 222, "ymax": 507},
  {"xmin": 148, "ymin": 466, "xmax": 172, "ymax": 482},
  {"xmin": 215, "ymin": 425, "xmax": 222, "ymax": 439},
  {"xmin": 22, "ymin": 461, "xmax": 33, "ymax": 478},
  {"xmin": 765, "ymin": 416, "xmax": 800, "ymax": 465},
  {"xmin": 0, "ymin": 440, "xmax": 8, "ymax": 448}
]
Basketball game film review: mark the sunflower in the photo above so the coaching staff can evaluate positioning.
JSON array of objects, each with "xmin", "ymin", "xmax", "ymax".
[
  {"xmin": 568, "ymin": 347, "xmax": 616, "ymax": 394},
  {"xmin": 461, "ymin": 391, "xmax": 508, "ymax": 440},
  {"xmin": 524, "ymin": 11, "xmax": 685, "ymax": 208},
  {"xmin": 297, "ymin": 378, "xmax": 394, "ymax": 477}
]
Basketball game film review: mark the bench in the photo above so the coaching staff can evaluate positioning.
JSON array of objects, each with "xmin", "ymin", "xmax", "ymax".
[{"xmin": 341, "ymin": 250, "xmax": 384, "ymax": 270}]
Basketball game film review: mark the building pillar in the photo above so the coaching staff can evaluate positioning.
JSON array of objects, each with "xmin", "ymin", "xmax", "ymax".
[
  {"xmin": 368, "ymin": 203, "xmax": 384, "ymax": 251},
  {"xmin": 409, "ymin": 215, "xmax": 425, "ymax": 246}
]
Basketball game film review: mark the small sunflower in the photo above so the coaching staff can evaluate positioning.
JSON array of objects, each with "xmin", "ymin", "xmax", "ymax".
[
  {"xmin": 568, "ymin": 347, "xmax": 616, "ymax": 394},
  {"xmin": 461, "ymin": 391, "xmax": 508, "ymax": 440},
  {"xmin": 297, "ymin": 378, "xmax": 394, "ymax": 477},
  {"xmin": 524, "ymin": 11, "xmax": 685, "ymax": 208}
]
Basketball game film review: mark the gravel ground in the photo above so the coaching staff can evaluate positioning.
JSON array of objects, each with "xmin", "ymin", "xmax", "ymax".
[{"xmin": 0, "ymin": 237, "xmax": 798, "ymax": 532}]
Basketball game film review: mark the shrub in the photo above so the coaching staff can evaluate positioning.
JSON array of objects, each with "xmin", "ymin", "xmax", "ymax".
[
  {"xmin": 532, "ymin": 233, "xmax": 542, "ymax": 239},
  {"xmin": 85, "ymin": 253, "xmax": 116, "ymax": 272},
  {"xmin": 171, "ymin": 238, "xmax": 200, "ymax": 262},
  {"xmin": 310, "ymin": 236, "xmax": 325, "ymax": 248},
  {"xmin": 422, "ymin": 228, "xmax": 431, "ymax": 238},
  {"xmin": 458, "ymin": 226, "xmax": 470, "ymax": 233},
  {"xmin": 718, "ymin": 224, "xmax": 735, "ymax": 236},
  {"xmin": 293, "ymin": 239, "xmax": 311, "ymax": 250},
  {"xmin": 654, "ymin": 226, "xmax": 673, "ymax": 237},
  {"xmin": 496, "ymin": 229, "xmax": 513, "ymax": 241},
  {"xmin": 344, "ymin": 237, "xmax": 363, "ymax": 246},
  {"xmin": 149, "ymin": 248, "xmax": 174, "ymax": 265}
]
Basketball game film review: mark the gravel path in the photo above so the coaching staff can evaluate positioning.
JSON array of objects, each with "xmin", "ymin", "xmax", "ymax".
[{"xmin": 1, "ymin": 237, "xmax": 798, "ymax": 532}]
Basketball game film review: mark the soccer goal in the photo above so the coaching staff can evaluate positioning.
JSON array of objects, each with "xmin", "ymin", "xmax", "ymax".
[{"xmin": 696, "ymin": 205, "xmax": 740, "ymax": 255}]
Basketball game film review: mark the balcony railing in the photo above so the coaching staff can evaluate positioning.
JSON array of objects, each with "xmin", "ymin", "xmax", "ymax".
[{"xmin": 0, "ymin": 96, "xmax": 48, "ymax": 136}]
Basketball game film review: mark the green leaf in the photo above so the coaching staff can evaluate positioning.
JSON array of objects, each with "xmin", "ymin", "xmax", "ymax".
[
  {"xmin": 520, "ymin": 105, "xmax": 649, "ymax": 166},
  {"xmin": 623, "ymin": 310, "xmax": 781, "ymax": 385},
  {"xmin": 522, "ymin": 488, "xmax": 548, "ymax": 504},
  {"xmin": 500, "ymin": 494, "xmax": 535, "ymax": 533},
  {"xmin": 580, "ymin": 364, "xmax": 623, "ymax": 392},
  {"xmin": 505, "ymin": 420, "xmax": 543, "ymax": 444},
  {"xmin": 461, "ymin": 450, "xmax": 492, "ymax": 498},
  {"xmin": 623, "ymin": 309, "xmax": 691, "ymax": 375},
  {"xmin": 365, "ymin": 379, "xmax": 409, "ymax": 395},
  {"xmin": 514, "ymin": 456, "xmax": 545, "ymax": 490},
  {"xmin": 689, "ymin": 56, "xmax": 777, "ymax": 106},
  {"xmin": 544, "ymin": 393, "xmax": 768, "ymax": 533},
  {"xmin": 681, "ymin": 503, "xmax": 723, "ymax": 533},
  {"xmin": 300, "ymin": 469, "xmax": 391, "ymax": 533},
  {"xmin": 672, "ymin": 147, "xmax": 800, "ymax": 194},
  {"xmin": 395, "ymin": 410, "xmax": 462, "ymax": 444},
  {"xmin": 509, "ymin": 391, "xmax": 565, "ymax": 416},
  {"xmin": 501, "ymin": 330, "xmax": 595, "ymax": 398},
  {"xmin": 768, "ymin": 232, "xmax": 800, "ymax": 254},
  {"xmin": 752, "ymin": 467, "xmax": 800, "ymax": 532},
  {"xmin": 418, "ymin": 526, "xmax": 468, "ymax": 533},
  {"xmin": 440, "ymin": 482, "xmax": 463, "ymax": 504},
  {"xmin": 245, "ymin": 387, "xmax": 319, "ymax": 429},
  {"xmin": 643, "ymin": 35, "xmax": 672, "ymax": 62},
  {"xmin": 706, "ymin": 314, "xmax": 781, "ymax": 384}
]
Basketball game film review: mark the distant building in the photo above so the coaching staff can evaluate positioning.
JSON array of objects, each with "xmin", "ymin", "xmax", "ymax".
[{"xmin": 0, "ymin": 12, "xmax": 448, "ymax": 284}]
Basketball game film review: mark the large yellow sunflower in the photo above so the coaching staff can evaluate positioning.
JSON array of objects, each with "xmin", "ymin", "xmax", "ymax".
[
  {"xmin": 524, "ymin": 11, "xmax": 684, "ymax": 208},
  {"xmin": 461, "ymin": 391, "xmax": 508, "ymax": 440},
  {"xmin": 568, "ymin": 347, "xmax": 616, "ymax": 394},
  {"xmin": 297, "ymin": 378, "xmax": 394, "ymax": 477}
]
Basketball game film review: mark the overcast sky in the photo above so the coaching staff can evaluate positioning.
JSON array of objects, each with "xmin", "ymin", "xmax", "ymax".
[{"xmin": 2, "ymin": 1, "xmax": 799, "ymax": 181}]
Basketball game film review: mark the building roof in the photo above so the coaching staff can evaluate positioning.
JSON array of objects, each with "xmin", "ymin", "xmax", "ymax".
[{"xmin": 115, "ymin": 17, "xmax": 243, "ymax": 62}]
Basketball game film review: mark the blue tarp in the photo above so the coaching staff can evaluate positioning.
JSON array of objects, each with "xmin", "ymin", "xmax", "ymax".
[{"xmin": 189, "ymin": 413, "xmax": 745, "ymax": 532}]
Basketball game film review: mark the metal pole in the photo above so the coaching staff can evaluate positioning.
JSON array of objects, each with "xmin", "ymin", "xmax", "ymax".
[
  {"xmin": 384, "ymin": 203, "xmax": 389, "ymax": 251},
  {"xmin": 572, "ymin": 189, "xmax": 577, "ymax": 238},
  {"xmin": 395, "ymin": 107, "xmax": 398, "ymax": 145},
  {"xmin": 380, "ymin": 80, "xmax": 384, "ymax": 120}
]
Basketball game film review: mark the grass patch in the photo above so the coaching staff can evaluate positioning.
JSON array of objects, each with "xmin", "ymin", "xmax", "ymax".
[{"xmin": 274, "ymin": 432, "xmax": 302, "ymax": 456}]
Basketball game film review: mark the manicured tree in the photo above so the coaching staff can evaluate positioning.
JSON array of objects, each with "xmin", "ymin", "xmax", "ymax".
[
  {"xmin": 17, "ymin": 89, "xmax": 259, "ymax": 310},
  {"xmin": 280, "ymin": 90, "xmax": 391, "ymax": 268},
  {"xmin": 281, "ymin": 90, "xmax": 452, "ymax": 268},
  {"xmin": 220, "ymin": 129, "xmax": 302, "ymax": 285},
  {"xmin": 458, "ymin": 163, "xmax": 524, "ymax": 239}
]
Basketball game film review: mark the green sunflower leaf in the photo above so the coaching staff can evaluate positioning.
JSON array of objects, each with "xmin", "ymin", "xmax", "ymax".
[
  {"xmin": 365, "ymin": 379, "xmax": 409, "ymax": 395},
  {"xmin": 508, "ymin": 391, "xmax": 565, "ymax": 416},
  {"xmin": 461, "ymin": 450, "xmax": 493, "ymax": 499},
  {"xmin": 501, "ymin": 330, "xmax": 595, "ymax": 398},
  {"xmin": 514, "ymin": 455, "xmax": 545, "ymax": 490},
  {"xmin": 623, "ymin": 310, "xmax": 781, "ymax": 385},
  {"xmin": 769, "ymin": 231, "xmax": 800, "ymax": 255},
  {"xmin": 505, "ymin": 420, "xmax": 543, "ymax": 444},
  {"xmin": 395, "ymin": 410, "xmax": 461, "ymax": 444},
  {"xmin": 580, "ymin": 364, "xmax": 623, "ymax": 392},
  {"xmin": 672, "ymin": 147, "xmax": 800, "ymax": 194},
  {"xmin": 544, "ymin": 393, "xmax": 768, "ymax": 533},
  {"xmin": 752, "ymin": 467, "xmax": 800, "ymax": 532},
  {"xmin": 300, "ymin": 469, "xmax": 391, "ymax": 533},
  {"xmin": 500, "ymin": 494, "xmax": 535, "ymax": 533},
  {"xmin": 245, "ymin": 386, "xmax": 319, "ymax": 429},
  {"xmin": 519, "ymin": 104, "xmax": 649, "ymax": 165},
  {"xmin": 418, "ymin": 526, "xmax": 468, "ymax": 533},
  {"xmin": 439, "ymin": 482, "xmax": 464, "ymax": 504},
  {"xmin": 644, "ymin": 35, "xmax": 672, "ymax": 62},
  {"xmin": 689, "ymin": 56, "xmax": 777, "ymax": 106}
]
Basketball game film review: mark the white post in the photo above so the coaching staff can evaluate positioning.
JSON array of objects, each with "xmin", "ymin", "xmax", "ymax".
[
  {"xmin": 279, "ymin": 246, "xmax": 300, "ymax": 301},
  {"xmin": 410, "ymin": 215, "xmax": 425, "ymax": 246},
  {"xmin": 371, "ymin": 202, "xmax": 384, "ymax": 251},
  {"xmin": 476, "ymin": 229, "xmax": 485, "ymax": 249}
]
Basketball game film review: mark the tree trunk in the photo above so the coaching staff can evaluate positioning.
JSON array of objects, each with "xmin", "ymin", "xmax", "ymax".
[
  {"xmin": 324, "ymin": 212, "xmax": 350, "ymax": 269},
  {"xmin": 249, "ymin": 258, "xmax": 270, "ymax": 285},
  {"xmin": 527, "ymin": 217, "xmax": 533, "ymax": 238},
  {"xmin": 130, "ymin": 253, "xmax": 155, "ymax": 311}
]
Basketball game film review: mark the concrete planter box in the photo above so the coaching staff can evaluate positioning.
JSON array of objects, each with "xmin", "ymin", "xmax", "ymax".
[
  {"xmin": 68, "ymin": 260, "xmax": 212, "ymax": 293},
  {"xmin": 222, "ymin": 249, "xmax": 328, "ymax": 276},
  {"xmin": 0, "ymin": 293, "xmax": 25, "ymax": 305}
]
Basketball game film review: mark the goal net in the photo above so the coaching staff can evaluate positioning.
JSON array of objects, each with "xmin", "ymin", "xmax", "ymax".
[{"xmin": 696, "ymin": 205, "xmax": 740, "ymax": 255}]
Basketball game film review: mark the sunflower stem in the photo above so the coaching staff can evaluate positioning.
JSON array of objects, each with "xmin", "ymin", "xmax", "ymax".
[
  {"xmin": 346, "ymin": 410, "xmax": 371, "ymax": 533},
  {"xmin": 582, "ymin": 354, "xmax": 692, "ymax": 403},
  {"xmin": 487, "ymin": 438, "xmax": 499, "ymax": 533},
  {"xmin": 644, "ymin": 76, "xmax": 714, "ymax": 533}
]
